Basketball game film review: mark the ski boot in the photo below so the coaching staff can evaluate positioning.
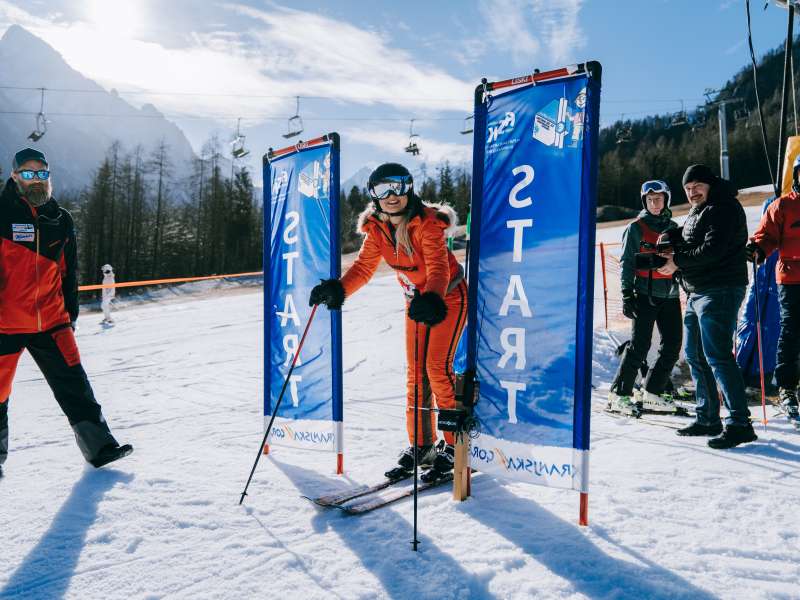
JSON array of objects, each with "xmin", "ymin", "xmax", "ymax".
[
  {"xmin": 636, "ymin": 389, "xmax": 679, "ymax": 414},
  {"xmin": 607, "ymin": 391, "xmax": 641, "ymax": 417},
  {"xmin": 779, "ymin": 388, "xmax": 800, "ymax": 429},
  {"xmin": 420, "ymin": 440, "xmax": 454, "ymax": 483},
  {"xmin": 384, "ymin": 444, "xmax": 437, "ymax": 480}
]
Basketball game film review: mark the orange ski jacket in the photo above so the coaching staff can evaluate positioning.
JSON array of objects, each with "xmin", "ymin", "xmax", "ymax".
[
  {"xmin": 752, "ymin": 191, "xmax": 800, "ymax": 285},
  {"xmin": 341, "ymin": 204, "xmax": 462, "ymax": 300},
  {"xmin": 0, "ymin": 179, "xmax": 78, "ymax": 334}
]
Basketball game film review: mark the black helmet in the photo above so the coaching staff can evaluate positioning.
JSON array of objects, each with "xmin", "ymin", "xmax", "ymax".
[{"xmin": 367, "ymin": 163, "xmax": 418, "ymax": 214}]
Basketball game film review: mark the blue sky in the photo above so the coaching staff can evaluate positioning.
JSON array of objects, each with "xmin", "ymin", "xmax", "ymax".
[{"xmin": 0, "ymin": 0, "xmax": 794, "ymax": 184}]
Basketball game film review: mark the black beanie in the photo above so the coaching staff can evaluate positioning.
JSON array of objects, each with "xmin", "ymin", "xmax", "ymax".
[{"xmin": 682, "ymin": 164, "xmax": 717, "ymax": 187}]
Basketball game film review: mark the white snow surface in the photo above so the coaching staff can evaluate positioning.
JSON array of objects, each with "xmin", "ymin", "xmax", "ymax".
[{"xmin": 2, "ymin": 204, "xmax": 799, "ymax": 599}]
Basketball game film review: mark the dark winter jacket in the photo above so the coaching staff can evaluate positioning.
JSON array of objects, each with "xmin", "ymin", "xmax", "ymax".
[
  {"xmin": 670, "ymin": 179, "xmax": 748, "ymax": 293},
  {"xmin": 619, "ymin": 209, "xmax": 680, "ymax": 299},
  {"xmin": 0, "ymin": 178, "xmax": 78, "ymax": 334}
]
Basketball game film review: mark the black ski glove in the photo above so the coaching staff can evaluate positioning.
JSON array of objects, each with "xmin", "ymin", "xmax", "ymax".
[
  {"xmin": 308, "ymin": 279, "xmax": 345, "ymax": 309},
  {"xmin": 408, "ymin": 291, "xmax": 447, "ymax": 326},
  {"xmin": 622, "ymin": 292, "xmax": 637, "ymax": 320},
  {"xmin": 745, "ymin": 241, "xmax": 765, "ymax": 264}
]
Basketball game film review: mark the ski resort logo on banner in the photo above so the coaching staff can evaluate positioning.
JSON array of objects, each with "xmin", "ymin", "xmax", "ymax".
[{"xmin": 486, "ymin": 111, "xmax": 519, "ymax": 155}]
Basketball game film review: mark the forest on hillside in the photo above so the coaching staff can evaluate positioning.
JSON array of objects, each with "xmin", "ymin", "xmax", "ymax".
[{"xmin": 598, "ymin": 38, "xmax": 798, "ymax": 209}]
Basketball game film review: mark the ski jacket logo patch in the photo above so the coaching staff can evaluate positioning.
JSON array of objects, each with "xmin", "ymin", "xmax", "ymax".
[{"xmin": 12, "ymin": 223, "xmax": 34, "ymax": 242}]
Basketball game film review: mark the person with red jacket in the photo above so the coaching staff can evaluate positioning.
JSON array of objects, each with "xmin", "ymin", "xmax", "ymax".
[
  {"xmin": 746, "ymin": 154, "xmax": 800, "ymax": 426},
  {"xmin": 0, "ymin": 148, "xmax": 132, "ymax": 478},
  {"xmin": 309, "ymin": 163, "xmax": 466, "ymax": 482}
]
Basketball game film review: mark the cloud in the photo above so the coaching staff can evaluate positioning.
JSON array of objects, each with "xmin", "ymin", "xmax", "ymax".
[
  {"xmin": 0, "ymin": 1, "xmax": 475, "ymax": 121},
  {"xmin": 478, "ymin": 0, "xmax": 585, "ymax": 66},
  {"xmin": 344, "ymin": 126, "xmax": 472, "ymax": 165}
]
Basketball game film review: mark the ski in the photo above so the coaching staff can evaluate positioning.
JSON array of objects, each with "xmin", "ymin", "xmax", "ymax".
[
  {"xmin": 306, "ymin": 474, "xmax": 412, "ymax": 508},
  {"xmin": 602, "ymin": 408, "xmax": 687, "ymax": 430},
  {"xmin": 335, "ymin": 472, "xmax": 455, "ymax": 515}
]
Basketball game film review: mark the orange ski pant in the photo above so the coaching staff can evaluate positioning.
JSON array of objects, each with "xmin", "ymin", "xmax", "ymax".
[{"xmin": 405, "ymin": 279, "xmax": 467, "ymax": 447}]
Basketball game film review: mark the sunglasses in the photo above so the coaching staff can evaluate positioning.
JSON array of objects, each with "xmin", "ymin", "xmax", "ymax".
[
  {"xmin": 369, "ymin": 176, "xmax": 412, "ymax": 201},
  {"xmin": 17, "ymin": 169, "xmax": 50, "ymax": 181}
]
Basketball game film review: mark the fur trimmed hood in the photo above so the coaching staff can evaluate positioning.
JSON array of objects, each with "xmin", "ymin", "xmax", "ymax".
[{"xmin": 356, "ymin": 202, "xmax": 459, "ymax": 238}]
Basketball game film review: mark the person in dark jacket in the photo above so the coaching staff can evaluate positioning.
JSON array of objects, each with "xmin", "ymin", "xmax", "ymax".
[
  {"xmin": 608, "ymin": 180, "xmax": 682, "ymax": 415},
  {"xmin": 0, "ymin": 148, "xmax": 132, "ymax": 478},
  {"xmin": 657, "ymin": 164, "xmax": 756, "ymax": 448}
]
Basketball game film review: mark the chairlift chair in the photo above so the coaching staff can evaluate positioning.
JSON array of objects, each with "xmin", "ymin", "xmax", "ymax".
[
  {"xmin": 230, "ymin": 118, "xmax": 250, "ymax": 159},
  {"xmin": 691, "ymin": 108, "xmax": 707, "ymax": 130},
  {"xmin": 27, "ymin": 88, "xmax": 48, "ymax": 142},
  {"xmin": 734, "ymin": 107, "xmax": 751, "ymax": 124},
  {"xmin": 283, "ymin": 96, "xmax": 304, "ymax": 139},
  {"xmin": 669, "ymin": 100, "xmax": 688, "ymax": 128},
  {"xmin": 460, "ymin": 114, "xmax": 474, "ymax": 135},
  {"xmin": 405, "ymin": 119, "xmax": 421, "ymax": 155},
  {"xmin": 615, "ymin": 115, "xmax": 632, "ymax": 144}
]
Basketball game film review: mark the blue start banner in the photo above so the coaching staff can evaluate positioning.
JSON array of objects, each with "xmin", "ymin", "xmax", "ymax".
[
  {"xmin": 465, "ymin": 65, "xmax": 601, "ymax": 492},
  {"xmin": 263, "ymin": 135, "xmax": 343, "ymax": 454}
]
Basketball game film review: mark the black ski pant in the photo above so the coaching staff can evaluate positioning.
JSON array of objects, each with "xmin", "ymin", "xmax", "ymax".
[
  {"xmin": 775, "ymin": 284, "xmax": 800, "ymax": 403},
  {"xmin": 611, "ymin": 294, "xmax": 682, "ymax": 396},
  {"xmin": 0, "ymin": 324, "xmax": 117, "ymax": 465}
]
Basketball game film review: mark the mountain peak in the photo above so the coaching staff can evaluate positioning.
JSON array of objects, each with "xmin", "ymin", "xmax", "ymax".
[{"xmin": 0, "ymin": 25, "xmax": 64, "ymax": 65}]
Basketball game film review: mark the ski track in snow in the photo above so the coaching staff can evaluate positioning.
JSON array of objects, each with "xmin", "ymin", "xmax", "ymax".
[{"xmin": 2, "ymin": 205, "xmax": 799, "ymax": 599}]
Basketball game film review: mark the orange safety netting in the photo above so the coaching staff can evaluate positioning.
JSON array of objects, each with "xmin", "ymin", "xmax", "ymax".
[{"xmin": 78, "ymin": 271, "xmax": 263, "ymax": 292}]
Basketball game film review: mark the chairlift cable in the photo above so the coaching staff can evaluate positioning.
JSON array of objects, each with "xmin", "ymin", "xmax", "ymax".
[{"xmin": 745, "ymin": 0, "xmax": 777, "ymax": 194}]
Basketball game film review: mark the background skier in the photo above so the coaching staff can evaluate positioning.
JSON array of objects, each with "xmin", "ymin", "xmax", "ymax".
[
  {"xmin": 101, "ymin": 264, "xmax": 115, "ymax": 324},
  {"xmin": 746, "ymin": 154, "xmax": 800, "ymax": 427},
  {"xmin": 309, "ymin": 163, "xmax": 466, "ymax": 482},
  {"xmin": 608, "ymin": 180, "xmax": 682, "ymax": 415}
]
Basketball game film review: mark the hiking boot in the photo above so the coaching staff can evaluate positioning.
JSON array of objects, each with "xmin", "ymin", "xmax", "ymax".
[
  {"xmin": 676, "ymin": 421, "xmax": 723, "ymax": 437},
  {"xmin": 707, "ymin": 425, "xmax": 758, "ymax": 449}
]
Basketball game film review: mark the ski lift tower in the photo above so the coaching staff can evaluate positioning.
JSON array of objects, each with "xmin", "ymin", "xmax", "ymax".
[
  {"xmin": 405, "ymin": 119, "xmax": 421, "ymax": 155},
  {"xmin": 283, "ymin": 96, "xmax": 304, "ymax": 139},
  {"xmin": 27, "ymin": 88, "xmax": 48, "ymax": 142}
]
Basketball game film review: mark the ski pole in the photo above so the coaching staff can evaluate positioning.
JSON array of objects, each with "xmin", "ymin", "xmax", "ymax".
[
  {"xmin": 412, "ymin": 321, "xmax": 420, "ymax": 551},
  {"xmin": 751, "ymin": 259, "xmax": 768, "ymax": 427},
  {"xmin": 239, "ymin": 304, "xmax": 319, "ymax": 505}
]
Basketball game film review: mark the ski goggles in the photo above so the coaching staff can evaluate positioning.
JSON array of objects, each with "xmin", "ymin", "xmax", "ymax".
[
  {"xmin": 640, "ymin": 180, "xmax": 669, "ymax": 196},
  {"xmin": 17, "ymin": 169, "xmax": 50, "ymax": 181},
  {"xmin": 368, "ymin": 175, "xmax": 412, "ymax": 201}
]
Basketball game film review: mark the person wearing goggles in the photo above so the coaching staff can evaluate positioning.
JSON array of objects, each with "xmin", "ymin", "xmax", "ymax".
[
  {"xmin": 0, "ymin": 148, "xmax": 132, "ymax": 479},
  {"xmin": 309, "ymin": 162, "xmax": 466, "ymax": 483},
  {"xmin": 608, "ymin": 179, "xmax": 683, "ymax": 417}
]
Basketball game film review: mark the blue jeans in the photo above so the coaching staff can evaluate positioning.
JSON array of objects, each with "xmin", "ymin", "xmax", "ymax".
[{"xmin": 684, "ymin": 286, "xmax": 751, "ymax": 427}]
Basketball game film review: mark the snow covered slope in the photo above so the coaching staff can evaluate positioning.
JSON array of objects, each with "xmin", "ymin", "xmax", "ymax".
[{"xmin": 1, "ymin": 204, "xmax": 798, "ymax": 599}]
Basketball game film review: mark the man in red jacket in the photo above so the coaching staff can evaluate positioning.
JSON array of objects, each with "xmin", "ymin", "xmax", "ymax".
[
  {"xmin": 0, "ymin": 148, "xmax": 132, "ymax": 478},
  {"xmin": 747, "ymin": 154, "xmax": 800, "ymax": 427}
]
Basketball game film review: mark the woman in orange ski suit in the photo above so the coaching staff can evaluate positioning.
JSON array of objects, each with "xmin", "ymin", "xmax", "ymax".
[{"xmin": 309, "ymin": 163, "xmax": 466, "ymax": 478}]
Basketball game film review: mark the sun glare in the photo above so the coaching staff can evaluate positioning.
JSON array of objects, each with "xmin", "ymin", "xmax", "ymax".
[{"xmin": 87, "ymin": 0, "xmax": 142, "ymax": 39}]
